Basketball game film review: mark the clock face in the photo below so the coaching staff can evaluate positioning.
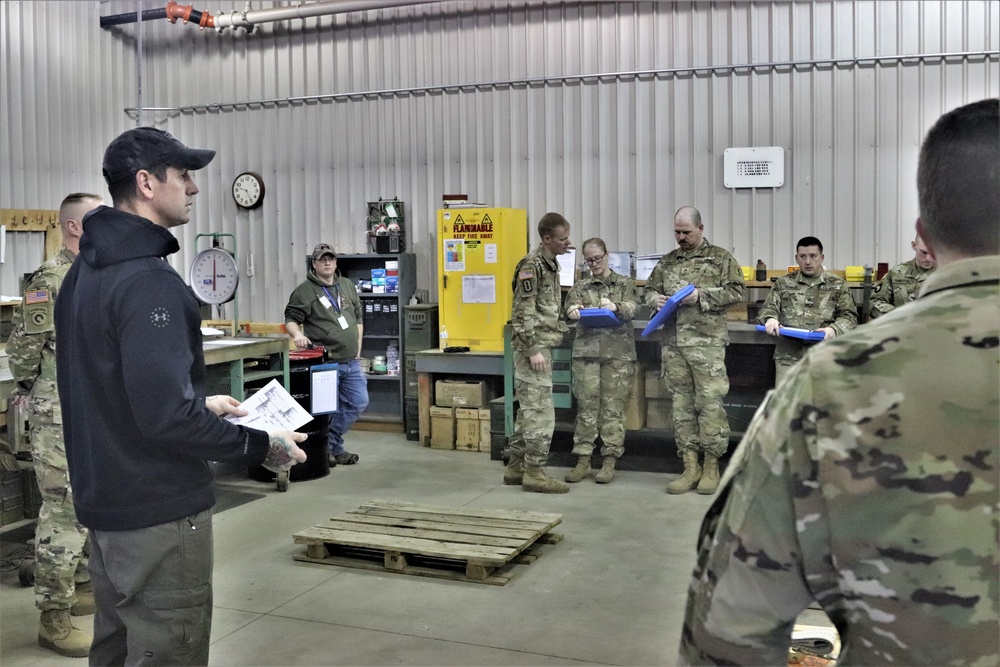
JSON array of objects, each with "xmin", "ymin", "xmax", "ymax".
[
  {"xmin": 189, "ymin": 248, "xmax": 239, "ymax": 305},
  {"xmin": 232, "ymin": 172, "xmax": 264, "ymax": 209}
]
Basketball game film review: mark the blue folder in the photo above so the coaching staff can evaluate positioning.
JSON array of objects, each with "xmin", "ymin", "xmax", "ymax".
[
  {"xmin": 641, "ymin": 284, "xmax": 696, "ymax": 338},
  {"xmin": 578, "ymin": 307, "xmax": 622, "ymax": 328},
  {"xmin": 754, "ymin": 324, "xmax": 826, "ymax": 341}
]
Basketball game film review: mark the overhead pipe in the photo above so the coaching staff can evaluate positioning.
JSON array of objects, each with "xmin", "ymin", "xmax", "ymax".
[
  {"xmin": 100, "ymin": 7, "xmax": 169, "ymax": 27},
  {"xmin": 100, "ymin": 2, "xmax": 215, "ymax": 28},
  {"xmin": 213, "ymin": 0, "xmax": 436, "ymax": 32},
  {"xmin": 101, "ymin": 0, "xmax": 442, "ymax": 32},
  {"xmin": 123, "ymin": 49, "xmax": 999, "ymax": 118},
  {"xmin": 165, "ymin": 1, "xmax": 216, "ymax": 28}
]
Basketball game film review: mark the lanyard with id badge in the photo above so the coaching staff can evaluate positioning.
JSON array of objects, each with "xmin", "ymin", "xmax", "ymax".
[{"xmin": 319, "ymin": 284, "xmax": 350, "ymax": 330}]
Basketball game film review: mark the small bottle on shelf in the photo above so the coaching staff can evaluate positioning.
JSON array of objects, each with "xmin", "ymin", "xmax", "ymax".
[
  {"xmin": 439, "ymin": 325, "xmax": 448, "ymax": 349},
  {"xmin": 755, "ymin": 259, "xmax": 767, "ymax": 281}
]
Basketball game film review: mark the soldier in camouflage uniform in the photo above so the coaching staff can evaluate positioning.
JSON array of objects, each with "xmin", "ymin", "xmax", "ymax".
[
  {"xmin": 868, "ymin": 235, "xmax": 936, "ymax": 319},
  {"xmin": 758, "ymin": 236, "xmax": 858, "ymax": 385},
  {"xmin": 564, "ymin": 238, "xmax": 639, "ymax": 484},
  {"xmin": 644, "ymin": 207, "xmax": 745, "ymax": 495},
  {"xmin": 680, "ymin": 99, "xmax": 999, "ymax": 666},
  {"xmin": 504, "ymin": 212, "xmax": 572, "ymax": 493},
  {"xmin": 7, "ymin": 192, "xmax": 103, "ymax": 658}
]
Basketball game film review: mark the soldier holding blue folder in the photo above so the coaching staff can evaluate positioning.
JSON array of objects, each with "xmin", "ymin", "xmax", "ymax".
[{"xmin": 564, "ymin": 238, "xmax": 639, "ymax": 484}]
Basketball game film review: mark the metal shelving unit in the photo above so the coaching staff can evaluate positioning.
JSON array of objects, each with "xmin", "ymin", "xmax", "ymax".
[{"xmin": 335, "ymin": 253, "xmax": 416, "ymax": 426}]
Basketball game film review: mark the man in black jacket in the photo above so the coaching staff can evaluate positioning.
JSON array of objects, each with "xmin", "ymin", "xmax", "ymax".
[{"xmin": 56, "ymin": 127, "xmax": 306, "ymax": 666}]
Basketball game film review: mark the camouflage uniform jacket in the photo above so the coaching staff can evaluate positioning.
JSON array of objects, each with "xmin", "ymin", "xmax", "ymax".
[
  {"xmin": 643, "ymin": 239, "xmax": 745, "ymax": 347},
  {"xmin": 7, "ymin": 248, "xmax": 75, "ymax": 439},
  {"xmin": 869, "ymin": 259, "xmax": 933, "ymax": 319},
  {"xmin": 756, "ymin": 269, "xmax": 857, "ymax": 334},
  {"xmin": 510, "ymin": 244, "xmax": 569, "ymax": 356},
  {"xmin": 564, "ymin": 270, "xmax": 638, "ymax": 361},
  {"xmin": 680, "ymin": 255, "xmax": 1000, "ymax": 666}
]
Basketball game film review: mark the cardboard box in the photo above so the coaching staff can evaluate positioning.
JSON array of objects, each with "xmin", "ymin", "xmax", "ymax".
[
  {"xmin": 430, "ymin": 406, "xmax": 456, "ymax": 449},
  {"xmin": 624, "ymin": 368, "xmax": 646, "ymax": 430},
  {"xmin": 478, "ymin": 408, "xmax": 491, "ymax": 452},
  {"xmin": 645, "ymin": 370, "xmax": 670, "ymax": 399},
  {"xmin": 645, "ymin": 398, "xmax": 673, "ymax": 431},
  {"xmin": 435, "ymin": 380, "xmax": 490, "ymax": 408},
  {"xmin": 455, "ymin": 407, "xmax": 481, "ymax": 451}
]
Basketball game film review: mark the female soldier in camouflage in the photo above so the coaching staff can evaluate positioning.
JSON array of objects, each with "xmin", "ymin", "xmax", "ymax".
[{"xmin": 564, "ymin": 238, "xmax": 639, "ymax": 483}]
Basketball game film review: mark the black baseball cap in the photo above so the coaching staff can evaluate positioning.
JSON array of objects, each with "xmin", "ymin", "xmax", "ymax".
[{"xmin": 102, "ymin": 127, "xmax": 216, "ymax": 185}]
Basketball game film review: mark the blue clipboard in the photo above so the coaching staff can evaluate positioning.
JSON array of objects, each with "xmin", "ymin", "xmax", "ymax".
[
  {"xmin": 641, "ymin": 284, "xmax": 696, "ymax": 338},
  {"xmin": 754, "ymin": 324, "xmax": 826, "ymax": 342},
  {"xmin": 578, "ymin": 307, "xmax": 622, "ymax": 328}
]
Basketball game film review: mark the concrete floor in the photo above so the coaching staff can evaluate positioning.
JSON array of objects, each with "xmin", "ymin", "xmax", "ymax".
[{"xmin": 0, "ymin": 431, "xmax": 723, "ymax": 666}]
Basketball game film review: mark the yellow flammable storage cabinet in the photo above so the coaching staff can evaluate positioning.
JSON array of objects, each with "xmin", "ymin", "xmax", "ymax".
[{"xmin": 437, "ymin": 207, "xmax": 528, "ymax": 351}]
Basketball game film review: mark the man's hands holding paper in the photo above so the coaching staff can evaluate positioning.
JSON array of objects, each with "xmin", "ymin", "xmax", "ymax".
[
  {"xmin": 263, "ymin": 431, "xmax": 308, "ymax": 472},
  {"xmin": 206, "ymin": 388, "xmax": 309, "ymax": 472}
]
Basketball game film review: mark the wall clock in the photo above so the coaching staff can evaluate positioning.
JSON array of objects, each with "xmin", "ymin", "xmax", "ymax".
[{"xmin": 232, "ymin": 171, "xmax": 264, "ymax": 210}]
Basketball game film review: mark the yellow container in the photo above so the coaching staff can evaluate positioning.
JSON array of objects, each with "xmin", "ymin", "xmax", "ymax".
[
  {"xmin": 437, "ymin": 207, "xmax": 528, "ymax": 351},
  {"xmin": 845, "ymin": 265, "xmax": 865, "ymax": 282},
  {"xmin": 741, "ymin": 266, "xmax": 752, "ymax": 281}
]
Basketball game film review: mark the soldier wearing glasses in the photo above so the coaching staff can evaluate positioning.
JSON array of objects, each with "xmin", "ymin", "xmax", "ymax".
[{"xmin": 564, "ymin": 238, "xmax": 639, "ymax": 484}]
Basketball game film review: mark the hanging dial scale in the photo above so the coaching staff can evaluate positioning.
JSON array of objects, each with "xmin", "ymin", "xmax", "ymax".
[{"xmin": 189, "ymin": 243, "xmax": 239, "ymax": 305}]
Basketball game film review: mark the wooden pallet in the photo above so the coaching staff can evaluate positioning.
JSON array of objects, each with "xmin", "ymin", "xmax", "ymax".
[{"xmin": 293, "ymin": 500, "xmax": 563, "ymax": 585}]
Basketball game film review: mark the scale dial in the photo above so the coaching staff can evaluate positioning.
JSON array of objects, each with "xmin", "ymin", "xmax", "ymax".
[{"xmin": 189, "ymin": 247, "xmax": 239, "ymax": 305}]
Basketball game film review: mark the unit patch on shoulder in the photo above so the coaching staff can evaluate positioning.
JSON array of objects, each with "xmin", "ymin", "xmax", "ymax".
[{"xmin": 518, "ymin": 268, "xmax": 535, "ymax": 294}]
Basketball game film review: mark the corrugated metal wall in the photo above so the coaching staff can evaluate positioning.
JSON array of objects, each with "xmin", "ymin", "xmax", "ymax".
[{"xmin": 3, "ymin": 1, "xmax": 997, "ymax": 321}]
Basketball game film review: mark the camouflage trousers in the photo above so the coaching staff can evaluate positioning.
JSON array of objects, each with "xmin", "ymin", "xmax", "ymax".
[
  {"xmin": 509, "ymin": 349, "xmax": 555, "ymax": 468},
  {"xmin": 773, "ymin": 337, "xmax": 808, "ymax": 386},
  {"xmin": 661, "ymin": 345, "xmax": 730, "ymax": 457},
  {"xmin": 571, "ymin": 359, "xmax": 635, "ymax": 459},
  {"xmin": 31, "ymin": 422, "xmax": 89, "ymax": 612}
]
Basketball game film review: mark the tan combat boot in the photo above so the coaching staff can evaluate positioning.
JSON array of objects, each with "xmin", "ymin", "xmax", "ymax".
[
  {"xmin": 523, "ymin": 465, "xmax": 570, "ymax": 494},
  {"xmin": 564, "ymin": 456, "xmax": 591, "ymax": 483},
  {"xmin": 39, "ymin": 609, "xmax": 91, "ymax": 658},
  {"xmin": 503, "ymin": 458, "xmax": 524, "ymax": 485},
  {"xmin": 594, "ymin": 456, "xmax": 616, "ymax": 484},
  {"xmin": 70, "ymin": 580, "xmax": 95, "ymax": 616},
  {"xmin": 666, "ymin": 450, "xmax": 702, "ymax": 494},
  {"xmin": 697, "ymin": 454, "xmax": 720, "ymax": 494}
]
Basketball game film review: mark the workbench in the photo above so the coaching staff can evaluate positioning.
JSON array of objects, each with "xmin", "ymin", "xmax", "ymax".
[
  {"xmin": 413, "ymin": 321, "xmax": 778, "ymax": 448},
  {"xmin": 202, "ymin": 337, "xmax": 291, "ymax": 400}
]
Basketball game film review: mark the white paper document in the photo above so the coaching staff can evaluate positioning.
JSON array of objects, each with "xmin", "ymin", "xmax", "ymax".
[
  {"xmin": 309, "ymin": 364, "xmax": 339, "ymax": 414},
  {"xmin": 556, "ymin": 248, "xmax": 577, "ymax": 287},
  {"xmin": 225, "ymin": 379, "xmax": 313, "ymax": 432},
  {"xmin": 462, "ymin": 274, "xmax": 496, "ymax": 304}
]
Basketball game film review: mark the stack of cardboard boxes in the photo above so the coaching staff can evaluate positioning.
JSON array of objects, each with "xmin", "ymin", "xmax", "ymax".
[
  {"xmin": 644, "ymin": 368, "xmax": 673, "ymax": 431},
  {"xmin": 430, "ymin": 380, "xmax": 492, "ymax": 452}
]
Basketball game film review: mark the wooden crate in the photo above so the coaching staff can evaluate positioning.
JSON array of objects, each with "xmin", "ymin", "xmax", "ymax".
[{"xmin": 293, "ymin": 500, "xmax": 563, "ymax": 585}]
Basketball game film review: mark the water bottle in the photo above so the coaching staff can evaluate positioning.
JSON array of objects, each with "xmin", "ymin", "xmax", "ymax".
[
  {"xmin": 386, "ymin": 342, "xmax": 400, "ymax": 376},
  {"xmin": 439, "ymin": 325, "xmax": 448, "ymax": 349}
]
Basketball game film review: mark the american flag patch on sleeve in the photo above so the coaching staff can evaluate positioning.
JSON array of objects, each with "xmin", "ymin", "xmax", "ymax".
[{"xmin": 25, "ymin": 290, "xmax": 49, "ymax": 304}]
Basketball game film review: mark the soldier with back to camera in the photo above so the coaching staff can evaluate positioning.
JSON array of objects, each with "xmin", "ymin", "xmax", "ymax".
[{"xmin": 680, "ymin": 98, "xmax": 999, "ymax": 666}]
